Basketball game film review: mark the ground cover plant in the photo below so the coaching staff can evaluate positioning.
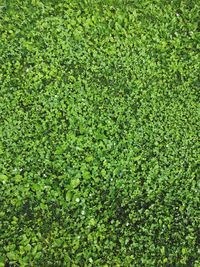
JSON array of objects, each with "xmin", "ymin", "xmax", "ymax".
[{"xmin": 0, "ymin": 0, "xmax": 200, "ymax": 266}]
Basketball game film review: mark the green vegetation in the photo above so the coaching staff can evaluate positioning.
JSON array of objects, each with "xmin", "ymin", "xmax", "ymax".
[{"xmin": 0, "ymin": 0, "xmax": 199, "ymax": 266}]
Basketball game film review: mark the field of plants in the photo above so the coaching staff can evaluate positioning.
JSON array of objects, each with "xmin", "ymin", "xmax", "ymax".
[{"xmin": 0, "ymin": 0, "xmax": 200, "ymax": 266}]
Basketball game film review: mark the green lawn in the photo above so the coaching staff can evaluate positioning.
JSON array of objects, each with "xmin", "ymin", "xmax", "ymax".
[{"xmin": 0, "ymin": 1, "xmax": 199, "ymax": 266}]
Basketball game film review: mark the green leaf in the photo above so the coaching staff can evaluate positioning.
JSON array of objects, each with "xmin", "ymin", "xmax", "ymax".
[
  {"xmin": 66, "ymin": 191, "xmax": 72, "ymax": 201},
  {"xmin": 0, "ymin": 174, "xmax": 8, "ymax": 183},
  {"xmin": 70, "ymin": 178, "xmax": 80, "ymax": 188},
  {"xmin": 83, "ymin": 171, "xmax": 90, "ymax": 180},
  {"xmin": 6, "ymin": 252, "xmax": 16, "ymax": 261}
]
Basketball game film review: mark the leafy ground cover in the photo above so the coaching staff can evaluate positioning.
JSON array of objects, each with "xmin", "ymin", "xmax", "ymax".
[{"xmin": 0, "ymin": 0, "xmax": 200, "ymax": 266}]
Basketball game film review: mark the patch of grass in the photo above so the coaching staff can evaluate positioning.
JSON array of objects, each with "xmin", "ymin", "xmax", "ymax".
[{"xmin": 0, "ymin": 1, "xmax": 199, "ymax": 266}]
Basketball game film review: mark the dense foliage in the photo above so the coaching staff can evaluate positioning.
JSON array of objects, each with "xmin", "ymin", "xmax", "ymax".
[{"xmin": 0, "ymin": 0, "xmax": 200, "ymax": 266}]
